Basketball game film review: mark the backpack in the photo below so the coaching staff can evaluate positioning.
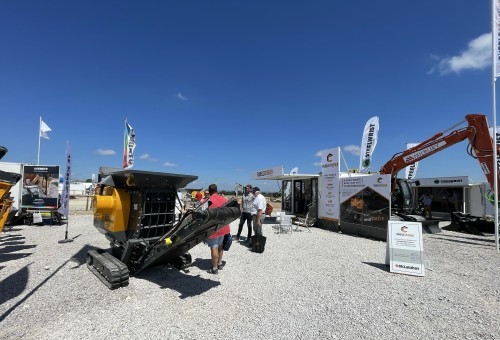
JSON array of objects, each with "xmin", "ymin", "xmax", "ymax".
[{"xmin": 222, "ymin": 233, "xmax": 232, "ymax": 251}]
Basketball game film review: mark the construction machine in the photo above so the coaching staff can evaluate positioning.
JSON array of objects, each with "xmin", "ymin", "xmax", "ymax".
[
  {"xmin": 0, "ymin": 146, "xmax": 22, "ymax": 233},
  {"xmin": 87, "ymin": 168, "xmax": 241, "ymax": 289},
  {"xmin": 379, "ymin": 114, "xmax": 499, "ymax": 220}
]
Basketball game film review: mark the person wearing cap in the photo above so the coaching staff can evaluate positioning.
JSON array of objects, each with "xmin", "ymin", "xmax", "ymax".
[
  {"xmin": 198, "ymin": 190, "xmax": 210, "ymax": 210},
  {"xmin": 205, "ymin": 184, "xmax": 230, "ymax": 274},
  {"xmin": 251, "ymin": 187, "xmax": 267, "ymax": 238},
  {"xmin": 234, "ymin": 184, "xmax": 255, "ymax": 241}
]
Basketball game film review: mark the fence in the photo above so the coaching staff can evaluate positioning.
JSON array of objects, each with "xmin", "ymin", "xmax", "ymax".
[{"xmin": 68, "ymin": 195, "xmax": 94, "ymax": 213}]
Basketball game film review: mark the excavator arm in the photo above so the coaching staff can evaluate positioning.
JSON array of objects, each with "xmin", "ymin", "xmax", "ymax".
[{"xmin": 379, "ymin": 114, "xmax": 499, "ymax": 194}]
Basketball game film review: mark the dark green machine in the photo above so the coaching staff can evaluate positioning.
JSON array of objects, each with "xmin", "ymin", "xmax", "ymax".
[{"xmin": 87, "ymin": 168, "xmax": 240, "ymax": 289}]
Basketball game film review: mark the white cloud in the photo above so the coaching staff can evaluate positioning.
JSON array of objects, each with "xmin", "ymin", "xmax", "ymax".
[
  {"xmin": 139, "ymin": 153, "xmax": 158, "ymax": 162},
  {"xmin": 343, "ymin": 144, "xmax": 361, "ymax": 156},
  {"xmin": 315, "ymin": 149, "xmax": 326, "ymax": 157},
  {"xmin": 96, "ymin": 148, "xmax": 116, "ymax": 156},
  {"xmin": 429, "ymin": 33, "xmax": 491, "ymax": 75},
  {"xmin": 175, "ymin": 92, "xmax": 188, "ymax": 101},
  {"xmin": 163, "ymin": 162, "xmax": 177, "ymax": 167}
]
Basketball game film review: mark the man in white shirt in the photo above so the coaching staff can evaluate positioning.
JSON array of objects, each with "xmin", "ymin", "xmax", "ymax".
[{"xmin": 252, "ymin": 187, "xmax": 267, "ymax": 236}]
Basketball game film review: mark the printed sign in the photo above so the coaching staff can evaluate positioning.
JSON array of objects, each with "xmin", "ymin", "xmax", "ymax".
[
  {"xmin": 21, "ymin": 165, "xmax": 60, "ymax": 209},
  {"xmin": 388, "ymin": 221, "xmax": 425, "ymax": 276},
  {"xmin": 251, "ymin": 165, "xmax": 284, "ymax": 179},
  {"xmin": 339, "ymin": 174, "xmax": 391, "ymax": 230},
  {"xmin": 318, "ymin": 147, "xmax": 340, "ymax": 221}
]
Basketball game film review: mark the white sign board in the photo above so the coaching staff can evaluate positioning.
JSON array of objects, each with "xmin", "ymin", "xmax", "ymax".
[
  {"xmin": 251, "ymin": 165, "xmax": 284, "ymax": 180},
  {"xmin": 411, "ymin": 176, "xmax": 469, "ymax": 187},
  {"xmin": 388, "ymin": 221, "xmax": 425, "ymax": 276},
  {"xmin": 318, "ymin": 147, "xmax": 340, "ymax": 221}
]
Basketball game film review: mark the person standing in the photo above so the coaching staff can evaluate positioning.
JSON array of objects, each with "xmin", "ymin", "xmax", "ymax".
[
  {"xmin": 440, "ymin": 189, "xmax": 450, "ymax": 212},
  {"xmin": 234, "ymin": 184, "xmax": 255, "ymax": 241},
  {"xmin": 205, "ymin": 184, "xmax": 230, "ymax": 274},
  {"xmin": 419, "ymin": 192, "xmax": 433, "ymax": 219},
  {"xmin": 199, "ymin": 190, "xmax": 210, "ymax": 210},
  {"xmin": 252, "ymin": 187, "xmax": 267, "ymax": 237}
]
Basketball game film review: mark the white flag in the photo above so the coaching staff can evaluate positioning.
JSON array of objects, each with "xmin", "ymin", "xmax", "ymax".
[
  {"xmin": 59, "ymin": 142, "xmax": 71, "ymax": 217},
  {"xmin": 405, "ymin": 143, "xmax": 419, "ymax": 179},
  {"xmin": 40, "ymin": 120, "xmax": 52, "ymax": 139},
  {"xmin": 359, "ymin": 116, "xmax": 380, "ymax": 173},
  {"xmin": 289, "ymin": 167, "xmax": 298, "ymax": 175}
]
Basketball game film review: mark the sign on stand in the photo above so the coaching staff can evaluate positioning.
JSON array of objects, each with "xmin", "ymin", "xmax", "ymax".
[{"xmin": 388, "ymin": 221, "xmax": 425, "ymax": 276}]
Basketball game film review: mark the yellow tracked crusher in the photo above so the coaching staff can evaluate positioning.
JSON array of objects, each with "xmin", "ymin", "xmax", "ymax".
[{"xmin": 87, "ymin": 168, "xmax": 241, "ymax": 289}]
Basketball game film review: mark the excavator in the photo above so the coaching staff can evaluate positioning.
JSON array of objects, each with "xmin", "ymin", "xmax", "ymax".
[
  {"xmin": 379, "ymin": 114, "xmax": 499, "ymax": 220},
  {"xmin": 86, "ymin": 168, "xmax": 241, "ymax": 289},
  {"xmin": 0, "ymin": 146, "xmax": 22, "ymax": 233}
]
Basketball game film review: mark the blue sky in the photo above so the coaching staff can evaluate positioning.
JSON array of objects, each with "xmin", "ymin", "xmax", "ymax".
[{"xmin": 0, "ymin": 1, "xmax": 495, "ymax": 191}]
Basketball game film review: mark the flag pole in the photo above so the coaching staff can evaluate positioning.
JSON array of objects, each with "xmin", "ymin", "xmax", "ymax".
[
  {"xmin": 493, "ymin": 78, "xmax": 499, "ymax": 253},
  {"xmin": 492, "ymin": 0, "xmax": 499, "ymax": 252},
  {"xmin": 37, "ymin": 116, "xmax": 41, "ymax": 165}
]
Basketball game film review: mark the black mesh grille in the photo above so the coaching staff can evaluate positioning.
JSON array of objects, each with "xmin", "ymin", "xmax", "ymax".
[{"xmin": 138, "ymin": 190, "xmax": 176, "ymax": 239}]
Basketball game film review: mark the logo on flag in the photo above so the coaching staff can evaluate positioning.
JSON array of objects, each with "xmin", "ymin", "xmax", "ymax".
[
  {"xmin": 59, "ymin": 142, "xmax": 71, "ymax": 217},
  {"xmin": 123, "ymin": 121, "xmax": 136, "ymax": 169},
  {"xmin": 359, "ymin": 116, "xmax": 379, "ymax": 173}
]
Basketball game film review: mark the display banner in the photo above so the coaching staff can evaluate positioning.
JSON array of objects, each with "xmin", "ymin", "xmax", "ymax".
[
  {"xmin": 251, "ymin": 165, "xmax": 284, "ymax": 179},
  {"xmin": 489, "ymin": 126, "xmax": 500, "ymax": 171},
  {"xmin": 405, "ymin": 143, "xmax": 419, "ymax": 179},
  {"xmin": 339, "ymin": 174, "xmax": 391, "ymax": 230},
  {"xmin": 21, "ymin": 165, "xmax": 60, "ymax": 209},
  {"xmin": 388, "ymin": 221, "xmax": 425, "ymax": 276},
  {"xmin": 318, "ymin": 147, "xmax": 340, "ymax": 221},
  {"xmin": 123, "ymin": 121, "xmax": 136, "ymax": 169},
  {"xmin": 495, "ymin": 0, "xmax": 500, "ymax": 77},
  {"xmin": 359, "ymin": 116, "xmax": 379, "ymax": 173},
  {"xmin": 59, "ymin": 142, "xmax": 71, "ymax": 217}
]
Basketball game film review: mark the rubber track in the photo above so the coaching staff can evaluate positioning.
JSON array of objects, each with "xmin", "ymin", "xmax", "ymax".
[{"xmin": 87, "ymin": 249, "xmax": 130, "ymax": 290}]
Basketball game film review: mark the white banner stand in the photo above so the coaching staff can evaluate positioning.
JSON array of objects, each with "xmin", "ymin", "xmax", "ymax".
[{"xmin": 387, "ymin": 221, "xmax": 425, "ymax": 277}]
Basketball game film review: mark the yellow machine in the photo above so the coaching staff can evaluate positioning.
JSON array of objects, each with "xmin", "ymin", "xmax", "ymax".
[
  {"xmin": 87, "ymin": 168, "xmax": 241, "ymax": 289},
  {"xmin": 0, "ymin": 146, "xmax": 22, "ymax": 233}
]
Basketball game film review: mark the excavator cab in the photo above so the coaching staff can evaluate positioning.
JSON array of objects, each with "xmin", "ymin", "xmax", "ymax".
[{"xmin": 392, "ymin": 178, "xmax": 414, "ymax": 214}]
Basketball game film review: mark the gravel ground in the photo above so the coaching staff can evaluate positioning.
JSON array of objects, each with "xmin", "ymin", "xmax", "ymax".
[{"xmin": 1, "ymin": 214, "xmax": 499, "ymax": 340}]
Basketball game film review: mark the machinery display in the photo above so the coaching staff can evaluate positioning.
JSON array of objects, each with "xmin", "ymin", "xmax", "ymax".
[
  {"xmin": 87, "ymin": 168, "xmax": 241, "ymax": 289},
  {"xmin": 0, "ymin": 146, "xmax": 22, "ymax": 233},
  {"xmin": 379, "ymin": 114, "xmax": 499, "ymax": 219}
]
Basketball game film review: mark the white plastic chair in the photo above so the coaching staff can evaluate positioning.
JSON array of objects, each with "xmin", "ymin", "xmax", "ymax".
[
  {"xmin": 278, "ymin": 214, "xmax": 293, "ymax": 235},
  {"xmin": 273, "ymin": 211, "xmax": 285, "ymax": 231}
]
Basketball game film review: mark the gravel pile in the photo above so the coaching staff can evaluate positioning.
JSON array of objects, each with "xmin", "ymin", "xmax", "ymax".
[{"xmin": 1, "ymin": 215, "xmax": 499, "ymax": 339}]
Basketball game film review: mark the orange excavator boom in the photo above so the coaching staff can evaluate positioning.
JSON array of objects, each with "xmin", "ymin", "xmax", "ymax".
[{"xmin": 379, "ymin": 114, "xmax": 499, "ymax": 194}]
